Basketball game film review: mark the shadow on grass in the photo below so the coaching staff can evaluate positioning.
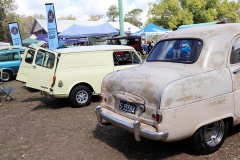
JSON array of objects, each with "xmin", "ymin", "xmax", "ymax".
[
  {"xmin": 21, "ymin": 96, "xmax": 71, "ymax": 110},
  {"xmin": 22, "ymin": 86, "xmax": 40, "ymax": 93},
  {"xmin": 92, "ymin": 95, "xmax": 100, "ymax": 102},
  {"xmin": 227, "ymin": 125, "xmax": 240, "ymax": 138},
  {"xmin": 92, "ymin": 124, "xmax": 200, "ymax": 160},
  {"xmin": 22, "ymin": 95, "xmax": 100, "ymax": 111}
]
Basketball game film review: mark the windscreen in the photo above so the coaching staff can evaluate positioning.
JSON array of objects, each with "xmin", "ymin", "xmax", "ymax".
[{"xmin": 147, "ymin": 39, "xmax": 202, "ymax": 63}]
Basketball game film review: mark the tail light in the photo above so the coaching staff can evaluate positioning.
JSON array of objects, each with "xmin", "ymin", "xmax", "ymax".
[
  {"xmin": 52, "ymin": 76, "xmax": 56, "ymax": 86},
  {"xmin": 99, "ymin": 95, "xmax": 103, "ymax": 102},
  {"xmin": 152, "ymin": 113, "xmax": 162, "ymax": 123},
  {"xmin": 104, "ymin": 97, "xmax": 107, "ymax": 102}
]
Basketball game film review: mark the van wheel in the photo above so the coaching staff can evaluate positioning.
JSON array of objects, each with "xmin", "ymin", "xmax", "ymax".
[
  {"xmin": 2, "ymin": 71, "xmax": 12, "ymax": 82},
  {"xmin": 69, "ymin": 85, "xmax": 92, "ymax": 108},
  {"xmin": 189, "ymin": 119, "xmax": 228, "ymax": 154}
]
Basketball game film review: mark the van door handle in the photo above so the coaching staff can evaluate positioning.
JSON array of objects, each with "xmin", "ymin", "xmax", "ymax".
[
  {"xmin": 233, "ymin": 69, "xmax": 240, "ymax": 74},
  {"xmin": 32, "ymin": 65, "xmax": 37, "ymax": 69}
]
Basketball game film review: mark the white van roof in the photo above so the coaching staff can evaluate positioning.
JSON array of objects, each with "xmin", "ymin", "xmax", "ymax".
[{"xmin": 54, "ymin": 45, "xmax": 134, "ymax": 54}]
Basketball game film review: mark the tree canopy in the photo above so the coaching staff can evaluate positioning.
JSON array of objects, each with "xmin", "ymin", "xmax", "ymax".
[
  {"xmin": 88, "ymin": 14, "xmax": 103, "ymax": 21},
  {"xmin": 0, "ymin": 0, "xmax": 18, "ymax": 42},
  {"xmin": 124, "ymin": 8, "xmax": 143, "ymax": 28},
  {"xmin": 147, "ymin": 0, "xmax": 240, "ymax": 30},
  {"xmin": 106, "ymin": 5, "xmax": 119, "ymax": 22},
  {"xmin": 58, "ymin": 15, "xmax": 77, "ymax": 20}
]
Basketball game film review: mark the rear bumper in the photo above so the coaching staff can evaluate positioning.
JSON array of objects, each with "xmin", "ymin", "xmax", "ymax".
[{"xmin": 95, "ymin": 105, "xmax": 168, "ymax": 141}]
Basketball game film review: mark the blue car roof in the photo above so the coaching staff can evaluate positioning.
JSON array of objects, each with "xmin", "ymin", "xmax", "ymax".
[{"xmin": 0, "ymin": 48, "xmax": 25, "ymax": 53}]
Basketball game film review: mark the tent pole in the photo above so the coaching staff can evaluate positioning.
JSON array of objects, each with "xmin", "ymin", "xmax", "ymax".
[{"xmin": 118, "ymin": 0, "xmax": 124, "ymax": 44}]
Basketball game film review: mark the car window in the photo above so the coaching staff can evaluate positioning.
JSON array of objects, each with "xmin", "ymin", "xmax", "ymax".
[
  {"xmin": 113, "ymin": 51, "xmax": 141, "ymax": 66},
  {"xmin": 230, "ymin": 37, "xmax": 240, "ymax": 64},
  {"xmin": 35, "ymin": 50, "xmax": 55, "ymax": 69},
  {"xmin": 147, "ymin": 39, "xmax": 202, "ymax": 63},
  {"xmin": 25, "ymin": 50, "xmax": 35, "ymax": 64},
  {"xmin": 0, "ymin": 51, "xmax": 19, "ymax": 61}
]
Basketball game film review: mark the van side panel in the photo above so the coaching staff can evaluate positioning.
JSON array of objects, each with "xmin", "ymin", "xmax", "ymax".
[{"xmin": 52, "ymin": 51, "xmax": 113, "ymax": 97}]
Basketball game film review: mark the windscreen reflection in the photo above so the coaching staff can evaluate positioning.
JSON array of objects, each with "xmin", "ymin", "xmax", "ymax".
[{"xmin": 147, "ymin": 39, "xmax": 202, "ymax": 63}]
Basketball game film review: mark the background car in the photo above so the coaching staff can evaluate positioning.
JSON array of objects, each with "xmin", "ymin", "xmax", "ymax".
[{"xmin": 0, "ymin": 48, "xmax": 25, "ymax": 81}]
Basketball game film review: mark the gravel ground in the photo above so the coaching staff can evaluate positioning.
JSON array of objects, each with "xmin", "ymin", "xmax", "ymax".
[{"xmin": 1, "ymin": 80, "xmax": 240, "ymax": 160}]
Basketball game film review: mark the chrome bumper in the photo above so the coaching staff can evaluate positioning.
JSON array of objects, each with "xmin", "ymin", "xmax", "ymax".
[{"xmin": 95, "ymin": 105, "xmax": 168, "ymax": 141}]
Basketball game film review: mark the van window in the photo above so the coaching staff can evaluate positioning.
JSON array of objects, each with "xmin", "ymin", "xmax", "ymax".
[
  {"xmin": 25, "ymin": 50, "xmax": 35, "ymax": 64},
  {"xmin": 0, "ymin": 52, "xmax": 19, "ymax": 61},
  {"xmin": 35, "ymin": 50, "xmax": 55, "ymax": 69},
  {"xmin": 113, "ymin": 51, "xmax": 141, "ymax": 65}
]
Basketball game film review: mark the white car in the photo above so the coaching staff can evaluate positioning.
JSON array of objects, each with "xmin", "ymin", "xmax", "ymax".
[{"xmin": 95, "ymin": 23, "xmax": 240, "ymax": 154}]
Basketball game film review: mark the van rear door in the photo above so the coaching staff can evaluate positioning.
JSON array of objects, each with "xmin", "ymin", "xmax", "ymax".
[
  {"xmin": 25, "ymin": 47, "xmax": 58, "ymax": 92},
  {"xmin": 16, "ymin": 47, "xmax": 36, "ymax": 82}
]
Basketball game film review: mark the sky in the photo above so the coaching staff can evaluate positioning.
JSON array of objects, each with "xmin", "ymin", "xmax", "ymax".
[{"xmin": 14, "ymin": 0, "xmax": 156, "ymax": 26}]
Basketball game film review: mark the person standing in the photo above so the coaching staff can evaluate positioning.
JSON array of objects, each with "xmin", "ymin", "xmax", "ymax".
[{"xmin": 173, "ymin": 40, "xmax": 183, "ymax": 58}]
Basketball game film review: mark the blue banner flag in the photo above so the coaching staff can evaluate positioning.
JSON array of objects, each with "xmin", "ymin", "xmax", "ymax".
[
  {"xmin": 45, "ymin": 3, "xmax": 59, "ymax": 50},
  {"xmin": 8, "ymin": 22, "xmax": 22, "ymax": 46}
]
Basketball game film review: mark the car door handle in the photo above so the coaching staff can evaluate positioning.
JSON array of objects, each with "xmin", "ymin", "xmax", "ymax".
[
  {"xmin": 233, "ymin": 69, "xmax": 240, "ymax": 74},
  {"xmin": 32, "ymin": 65, "xmax": 37, "ymax": 69}
]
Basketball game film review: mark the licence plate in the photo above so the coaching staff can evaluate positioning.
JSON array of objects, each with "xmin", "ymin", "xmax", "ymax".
[{"xmin": 119, "ymin": 100, "xmax": 136, "ymax": 114}]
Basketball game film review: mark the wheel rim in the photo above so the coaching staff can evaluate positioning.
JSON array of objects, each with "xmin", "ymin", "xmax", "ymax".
[
  {"xmin": 2, "ymin": 72, "xmax": 9, "ymax": 81},
  {"xmin": 76, "ymin": 90, "xmax": 88, "ymax": 104},
  {"xmin": 204, "ymin": 120, "xmax": 225, "ymax": 147}
]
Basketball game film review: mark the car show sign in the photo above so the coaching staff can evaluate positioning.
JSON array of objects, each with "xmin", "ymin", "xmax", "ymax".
[
  {"xmin": 8, "ymin": 22, "xmax": 22, "ymax": 46},
  {"xmin": 45, "ymin": 3, "xmax": 59, "ymax": 50}
]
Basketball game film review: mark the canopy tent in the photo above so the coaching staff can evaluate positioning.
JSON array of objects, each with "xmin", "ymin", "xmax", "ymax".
[
  {"xmin": 22, "ymin": 38, "xmax": 39, "ymax": 44},
  {"xmin": 133, "ymin": 23, "xmax": 172, "ymax": 36},
  {"xmin": 58, "ymin": 23, "xmax": 120, "ymax": 38},
  {"xmin": 36, "ymin": 35, "xmax": 87, "ymax": 44},
  {"xmin": 177, "ymin": 21, "xmax": 226, "ymax": 30}
]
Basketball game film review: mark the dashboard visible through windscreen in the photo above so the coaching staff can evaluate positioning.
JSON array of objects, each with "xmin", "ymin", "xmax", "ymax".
[{"xmin": 147, "ymin": 39, "xmax": 202, "ymax": 63}]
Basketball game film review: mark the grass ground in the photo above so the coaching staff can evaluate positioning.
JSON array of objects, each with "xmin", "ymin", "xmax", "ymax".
[{"xmin": 1, "ymin": 80, "xmax": 240, "ymax": 159}]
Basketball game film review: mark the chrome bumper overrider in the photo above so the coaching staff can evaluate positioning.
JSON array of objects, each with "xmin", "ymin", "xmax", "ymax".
[{"xmin": 95, "ymin": 105, "xmax": 168, "ymax": 141}]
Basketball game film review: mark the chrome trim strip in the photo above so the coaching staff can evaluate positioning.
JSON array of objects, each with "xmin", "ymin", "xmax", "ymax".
[{"xmin": 95, "ymin": 105, "xmax": 168, "ymax": 141}]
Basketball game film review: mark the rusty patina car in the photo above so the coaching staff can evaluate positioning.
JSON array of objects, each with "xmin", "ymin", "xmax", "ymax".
[{"xmin": 95, "ymin": 23, "xmax": 240, "ymax": 154}]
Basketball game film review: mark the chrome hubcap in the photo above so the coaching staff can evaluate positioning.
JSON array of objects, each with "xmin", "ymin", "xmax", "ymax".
[
  {"xmin": 204, "ymin": 120, "xmax": 225, "ymax": 147},
  {"xmin": 76, "ymin": 90, "xmax": 88, "ymax": 104}
]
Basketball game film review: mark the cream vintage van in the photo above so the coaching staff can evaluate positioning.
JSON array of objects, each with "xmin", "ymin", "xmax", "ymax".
[
  {"xmin": 95, "ymin": 23, "xmax": 240, "ymax": 154},
  {"xmin": 16, "ymin": 45, "xmax": 142, "ymax": 107}
]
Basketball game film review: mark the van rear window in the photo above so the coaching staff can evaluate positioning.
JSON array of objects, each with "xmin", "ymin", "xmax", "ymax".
[{"xmin": 35, "ymin": 50, "xmax": 55, "ymax": 69}]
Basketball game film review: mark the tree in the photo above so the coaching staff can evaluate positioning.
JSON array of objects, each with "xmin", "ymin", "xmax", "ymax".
[
  {"xmin": 106, "ymin": 5, "xmax": 119, "ymax": 22},
  {"xmin": 147, "ymin": 0, "xmax": 240, "ymax": 30},
  {"xmin": 58, "ymin": 15, "xmax": 77, "ymax": 20},
  {"xmin": 18, "ymin": 14, "xmax": 46, "ymax": 40},
  {"xmin": 88, "ymin": 14, "xmax": 103, "ymax": 21},
  {"xmin": 124, "ymin": 8, "xmax": 143, "ymax": 28},
  {"xmin": 0, "ymin": 0, "xmax": 18, "ymax": 42}
]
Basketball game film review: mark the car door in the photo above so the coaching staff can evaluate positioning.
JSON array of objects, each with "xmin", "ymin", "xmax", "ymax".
[
  {"xmin": 25, "ymin": 47, "xmax": 58, "ymax": 92},
  {"xmin": 227, "ymin": 35, "xmax": 240, "ymax": 117},
  {"xmin": 17, "ymin": 48, "xmax": 36, "ymax": 82},
  {"xmin": 113, "ymin": 50, "xmax": 142, "ymax": 71}
]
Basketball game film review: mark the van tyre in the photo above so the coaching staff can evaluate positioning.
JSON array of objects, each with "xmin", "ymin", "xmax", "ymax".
[
  {"xmin": 189, "ymin": 119, "xmax": 228, "ymax": 154},
  {"xmin": 69, "ymin": 85, "xmax": 92, "ymax": 108},
  {"xmin": 2, "ymin": 71, "xmax": 12, "ymax": 82}
]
